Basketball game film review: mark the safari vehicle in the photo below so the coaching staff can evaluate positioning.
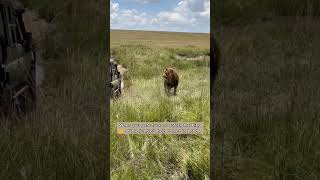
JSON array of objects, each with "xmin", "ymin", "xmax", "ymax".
[
  {"xmin": 110, "ymin": 56, "xmax": 122, "ymax": 98},
  {"xmin": 0, "ymin": 0, "xmax": 36, "ymax": 115}
]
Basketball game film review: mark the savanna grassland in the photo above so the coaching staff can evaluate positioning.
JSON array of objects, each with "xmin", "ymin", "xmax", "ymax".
[
  {"xmin": 110, "ymin": 30, "xmax": 210, "ymax": 179},
  {"xmin": 111, "ymin": 30, "xmax": 209, "ymax": 49},
  {"xmin": 0, "ymin": 0, "xmax": 108, "ymax": 179},
  {"xmin": 212, "ymin": 1, "xmax": 320, "ymax": 179}
]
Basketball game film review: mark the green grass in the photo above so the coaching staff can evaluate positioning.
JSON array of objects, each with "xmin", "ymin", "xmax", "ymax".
[
  {"xmin": 214, "ymin": 18, "xmax": 320, "ymax": 179},
  {"xmin": 110, "ymin": 44, "xmax": 210, "ymax": 179},
  {"xmin": 0, "ymin": 0, "xmax": 107, "ymax": 179},
  {"xmin": 168, "ymin": 46, "xmax": 210, "ymax": 58},
  {"xmin": 0, "ymin": 54, "xmax": 107, "ymax": 179}
]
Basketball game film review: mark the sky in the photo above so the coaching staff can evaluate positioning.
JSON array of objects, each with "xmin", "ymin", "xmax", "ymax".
[{"xmin": 111, "ymin": 0, "xmax": 210, "ymax": 33}]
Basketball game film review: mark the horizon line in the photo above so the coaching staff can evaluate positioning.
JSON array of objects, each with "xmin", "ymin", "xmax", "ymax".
[{"xmin": 110, "ymin": 28, "xmax": 210, "ymax": 34}]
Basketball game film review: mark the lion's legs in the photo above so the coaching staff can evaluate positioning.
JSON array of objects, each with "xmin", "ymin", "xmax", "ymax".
[
  {"xmin": 164, "ymin": 83, "xmax": 169, "ymax": 94},
  {"xmin": 164, "ymin": 82, "xmax": 172, "ymax": 95},
  {"xmin": 173, "ymin": 86, "xmax": 177, "ymax": 95}
]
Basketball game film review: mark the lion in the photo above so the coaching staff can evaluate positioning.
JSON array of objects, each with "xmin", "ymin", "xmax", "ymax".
[{"xmin": 162, "ymin": 68, "xmax": 179, "ymax": 95}]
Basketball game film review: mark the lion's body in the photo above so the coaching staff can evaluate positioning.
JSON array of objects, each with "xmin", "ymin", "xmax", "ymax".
[{"xmin": 163, "ymin": 68, "xmax": 179, "ymax": 95}]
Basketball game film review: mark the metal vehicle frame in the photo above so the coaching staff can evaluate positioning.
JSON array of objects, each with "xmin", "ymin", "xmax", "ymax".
[{"xmin": 0, "ymin": 0, "xmax": 36, "ymax": 115}]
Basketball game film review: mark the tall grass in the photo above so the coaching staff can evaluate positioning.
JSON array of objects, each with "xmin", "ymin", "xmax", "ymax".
[
  {"xmin": 0, "ymin": 0, "xmax": 108, "ymax": 179},
  {"xmin": 0, "ymin": 53, "xmax": 107, "ymax": 179},
  {"xmin": 214, "ymin": 18, "xmax": 320, "ymax": 179},
  {"xmin": 110, "ymin": 45, "xmax": 210, "ymax": 179}
]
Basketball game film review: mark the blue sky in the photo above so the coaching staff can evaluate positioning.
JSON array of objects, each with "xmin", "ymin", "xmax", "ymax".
[{"xmin": 111, "ymin": 0, "xmax": 210, "ymax": 33}]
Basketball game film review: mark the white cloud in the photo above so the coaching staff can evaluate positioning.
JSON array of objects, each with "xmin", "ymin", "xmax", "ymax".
[
  {"xmin": 111, "ymin": 2, "xmax": 119, "ymax": 13},
  {"xmin": 110, "ymin": 0, "xmax": 209, "ymax": 33},
  {"xmin": 199, "ymin": 0, "xmax": 210, "ymax": 18},
  {"xmin": 133, "ymin": 0, "xmax": 159, "ymax": 4},
  {"xmin": 156, "ymin": 11, "xmax": 190, "ymax": 25},
  {"xmin": 111, "ymin": 2, "xmax": 150, "ymax": 28},
  {"xmin": 110, "ymin": 2, "xmax": 120, "ymax": 24},
  {"xmin": 188, "ymin": 0, "xmax": 207, "ymax": 12},
  {"xmin": 151, "ymin": 0, "xmax": 209, "ymax": 26}
]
